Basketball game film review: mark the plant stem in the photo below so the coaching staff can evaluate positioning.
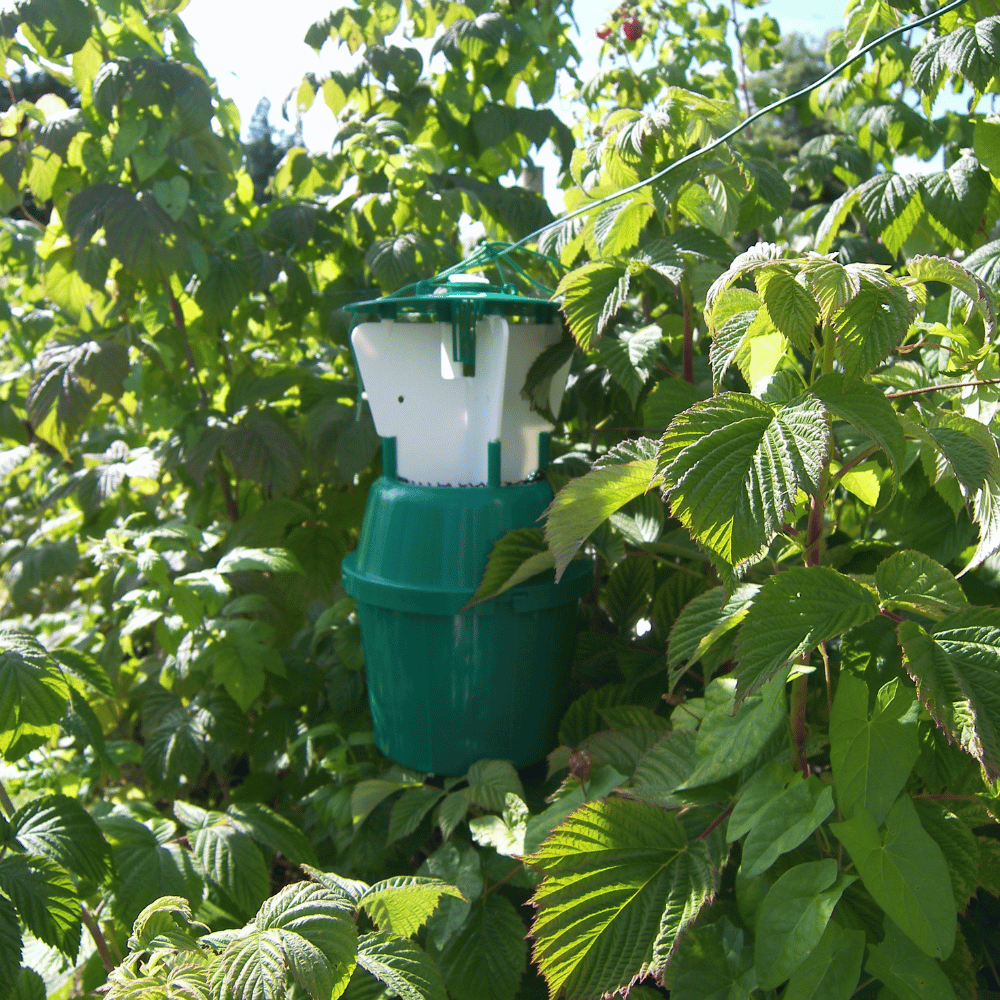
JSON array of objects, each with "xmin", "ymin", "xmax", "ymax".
[
  {"xmin": 698, "ymin": 803, "xmax": 735, "ymax": 840},
  {"xmin": 832, "ymin": 445, "xmax": 879, "ymax": 480},
  {"xmin": 164, "ymin": 282, "xmax": 209, "ymax": 409},
  {"xmin": 790, "ymin": 671, "xmax": 810, "ymax": 779},
  {"xmin": 886, "ymin": 378, "xmax": 1000, "ymax": 399},
  {"xmin": 215, "ymin": 452, "xmax": 239, "ymax": 522},
  {"xmin": 819, "ymin": 641, "xmax": 833, "ymax": 726},
  {"xmin": 81, "ymin": 905, "xmax": 116, "ymax": 973},
  {"xmin": 0, "ymin": 780, "xmax": 13, "ymax": 818},
  {"xmin": 821, "ymin": 323, "xmax": 836, "ymax": 377},
  {"xmin": 681, "ymin": 276, "xmax": 694, "ymax": 384}
]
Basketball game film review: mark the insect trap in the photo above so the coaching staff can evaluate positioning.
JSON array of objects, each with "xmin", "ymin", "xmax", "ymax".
[{"xmin": 341, "ymin": 264, "xmax": 591, "ymax": 776}]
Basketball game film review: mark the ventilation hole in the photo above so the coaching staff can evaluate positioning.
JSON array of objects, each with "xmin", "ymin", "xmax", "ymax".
[{"xmin": 397, "ymin": 395, "xmax": 404, "ymax": 403}]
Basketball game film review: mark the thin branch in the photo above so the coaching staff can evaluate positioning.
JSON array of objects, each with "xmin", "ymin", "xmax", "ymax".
[
  {"xmin": 81, "ymin": 906, "xmax": 116, "ymax": 973},
  {"xmin": 886, "ymin": 378, "xmax": 1000, "ymax": 400},
  {"xmin": 832, "ymin": 445, "xmax": 879, "ymax": 481},
  {"xmin": 214, "ymin": 451, "xmax": 239, "ymax": 522},
  {"xmin": 698, "ymin": 803, "xmax": 735, "ymax": 840}
]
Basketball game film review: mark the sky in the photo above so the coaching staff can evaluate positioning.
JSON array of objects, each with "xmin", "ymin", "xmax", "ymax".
[{"xmin": 181, "ymin": 0, "xmax": 848, "ymax": 148}]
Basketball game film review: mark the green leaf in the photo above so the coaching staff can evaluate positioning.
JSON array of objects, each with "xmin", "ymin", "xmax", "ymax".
[
  {"xmin": 643, "ymin": 376, "xmax": 705, "ymax": 429},
  {"xmin": 740, "ymin": 777, "xmax": 835, "ymax": 878},
  {"xmin": 782, "ymin": 920, "xmax": 865, "ymax": 1000},
  {"xmin": 351, "ymin": 776, "xmax": 424, "ymax": 827},
  {"xmin": 419, "ymin": 842, "xmax": 483, "ymax": 951},
  {"xmin": 430, "ymin": 895, "xmax": 527, "ymax": 1000},
  {"xmin": 356, "ymin": 932, "xmax": 447, "ymax": 1000},
  {"xmin": 830, "ymin": 673, "xmax": 920, "ymax": 826},
  {"xmin": 12, "ymin": 968, "xmax": 46, "ymax": 1000},
  {"xmin": 755, "ymin": 859, "xmax": 856, "ymax": 989},
  {"xmin": 50, "ymin": 647, "xmax": 114, "ymax": 698},
  {"xmin": 759, "ymin": 268, "xmax": 819, "ymax": 353},
  {"xmin": 623, "ymin": 730, "xmax": 698, "ymax": 808},
  {"xmin": 0, "ymin": 854, "xmax": 80, "ymax": 958},
  {"xmin": 8, "ymin": 793, "xmax": 112, "ymax": 884},
  {"xmin": 528, "ymin": 797, "xmax": 719, "ymax": 999},
  {"xmin": 920, "ymin": 155, "xmax": 992, "ymax": 250},
  {"xmin": 602, "ymin": 557, "xmax": 653, "ymax": 630},
  {"xmin": 465, "ymin": 759, "xmax": 523, "ymax": 812},
  {"xmin": 831, "ymin": 796, "xmax": 956, "ymax": 959},
  {"xmin": 668, "ymin": 916, "xmax": 756, "ymax": 1000},
  {"xmin": 556, "ymin": 262, "xmax": 629, "ymax": 350},
  {"xmin": 897, "ymin": 608, "xmax": 1000, "ymax": 781},
  {"xmin": 810, "ymin": 373, "xmax": 906, "ymax": 476},
  {"xmin": 875, "ymin": 551, "xmax": 968, "ymax": 619},
  {"xmin": 866, "ymin": 918, "xmax": 957, "ymax": 1000},
  {"xmin": 736, "ymin": 158, "xmax": 791, "ymax": 234},
  {"xmin": 855, "ymin": 172, "xmax": 923, "ymax": 257},
  {"xmin": 0, "ymin": 897, "xmax": 21, "ymax": 998},
  {"xmin": 387, "ymin": 787, "xmax": 445, "ymax": 843},
  {"xmin": 815, "ymin": 189, "xmax": 860, "ymax": 254},
  {"xmin": 216, "ymin": 547, "xmax": 304, "ymax": 575},
  {"xmin": 833, "ymin": 277, "xmax": 915, "ymax": 379},
  {"xmin": 658, "ymin": 393, "xmax": 829, "ymax": 569},
  {"xmin": 98, "ymin": 813, "xmax": 203, "ymax": 927},
  {"xmin": 0, "ymin": 629, "xmax": 71, "ymax": 756},
  {"xmin": 907, "ymin": 254, "xmax": 997, "ymax": 343},
  {"xmin": 143, "ymin": 705, "xmax": 205, "ymax": 788},
  {"xmin": 360, "ymin": 877, "xmax": 464, "ymax": 939},
  {"xmin": 667, "ymin": 584, "xmax": 759, "ymax": 683},
  {"xmin": 735, "ymin": 567, "xmax": 879, "ymax": 701},
  {"xmin": 213, "ymin": 643, "xmax": 266, "ymax": 713},
  {"xmin": 467, "ymin": 529, "xmax": 555, "ymax": 607},
  {"xmin": 226, "ymin": 803, "xmax": 318, "ymax": 867},
  {"xmin": 709, "ymin": 308, "xmax": 756, "ymax": 389},
  {"xmin": 192, "ymin": 822, "xmax": 270, "ymax": 917},
  {"xmin": 681, "ymin": 673, "xmax": 787, "ymax": 789},
  {"xmin": 598, "ymin": 326, "xmax": 661, "ymax": 408},
  {"xmin": 545, "ymin": 445, "xmax": 659, "ymax": 579},
  {"xmin": 911, "ymin": 800, "xmax": 980, "ymax": 913}
]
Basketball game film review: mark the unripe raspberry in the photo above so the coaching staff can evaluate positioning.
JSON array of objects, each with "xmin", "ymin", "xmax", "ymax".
[{"xmin": 623, "ymin": 17, "xmax": 642, "ymax": 40}]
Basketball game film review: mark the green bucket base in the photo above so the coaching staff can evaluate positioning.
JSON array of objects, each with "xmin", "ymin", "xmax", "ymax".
[
  {"xmin": 355, "ymin": 595, "xmax": 581, "ymax": 775},
  {"xmin": 341, "ymin": 450, "xmax": 591, "ymax": 777}
]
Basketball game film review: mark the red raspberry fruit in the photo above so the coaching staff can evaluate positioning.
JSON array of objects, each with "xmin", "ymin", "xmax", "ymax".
[
  {"xmin": 597, "ymin": 25, "xmax": 612, "ymax": 39},
  {"xmin": 623, "ymin": 17, "xmax": 643, "ymax": 40}
]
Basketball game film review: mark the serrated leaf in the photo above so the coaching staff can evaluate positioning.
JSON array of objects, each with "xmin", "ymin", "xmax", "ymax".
[
  {"xmin": 12, "ymin": 967, "xmax": 46, "ymax": 1000},
  {"xmin": 755, "ymin": 860, "xmax": 855, "ymax": 990},
  {"xmin": 898, "ymin": 608, "xmax": 1000, "ymax": 781},
  {"xmin": 50, "ymin": 647, "xmax": 114, "ymax": 698},
  {"xmin": 387, "ymin": 787, "xmax": 444, "ymax": 844},
  {"xmin": 143, "ymin": 706, "xmax": 205, "ymax": 789},
  {"xmin": 855, "ymin": 172, "xmax": 923, "ymax": 257},
  {"xmin": 628, "ymin": 730, "xmax": 698, "ymax": 808},
  {"xmin": 831, "ymin": 674, "xmax": 919, "ymax": 827},
  {"xmin": 545, "ymin": 452, "xmax": 659, "ymax": 579},
  {"xmin": 736, "ymin": 567, "xmax": 879, "ymax": 701},
  {"xmin": 658, "ymin": 393, "xmax": 830, "ymax": 569},
  {"xmin": 908, "ymin": 254, "xmax": 997, "ymax": 343},
  {"xmin": 465, "ymin": 759, "xmax": 523, "ymax": 812},
  {"xmin": 667, "ymin": 584, "xmax": 759, "ymax": 683},
  {"xmin": 467, "ymin": 529, "xmax": 554, "ymax": 607},
  {"xmin": 0, "ymin": 854, "xmax": 80, "ymax": 958},
  {"xmin": 0, "ymin": 629, "xmax": 70, "ymax": 755},
  {"xmin": 602, "ymin": 557, "xmax": 653, "ymax": 630},
  {"xmin": 528, "ymin": 798, "xmax": 719, "ymax": 1000},
  {"xmin": 227, "ymin": 803, "xmax": 318, "ymax": 867},
  {"xmin": 758, "ymin": 268, "xmax": 819, "ymax": 353},
  {"xmin": 815, "ymin": 189, "xmax": 860, "ymax": 254},
  {"xmin": 598, "ymin": 325, "xmax": 661, "ymax": 408},
  {"xmin": 351, "ymin": 777, "xmax": 424, "ymax": 828},
  {"xmin": 356, "ymin": 932, "xmax": 447, "ymax": 1000},
  {"xmin": 681, "ymin": 673, "xmax": 787, "ymax": 789},
  {"xmin": 810, "ymin": 373, "xmax": 906, "ymax": 476},
  {"xmin": 833, "ymin": 278, "xmax": 915, "ymax": 379},
  {"xmin": 875, "ymin": 550, "xmax": 968, "ymax": 618},
  {"xmin": 192, "ymin": 823, "xmax": 270, "ymax": 917},
  {"xmin": 556, "ymin": 262, "xmax": 630, "ymax": 350},
  {"xmin": 98, "ymin": 813, "xmax": 203, "ymax": 927},
  {"xmin": 643, "ymin": 377, "xmax": 705, "ymax": 428},
  {"xmin": 360, "ymin": 877, "xmax": 464, "ymax": 939},
  {"xmin": 430, "ymin": 895, "xmax": 526, "ymax": 1000},
  {"xmin": 709, "ymin": 308, "xmax": 756, "ymax": 388},
  {"xmin": 217, "ymin": 547, "xmax": 304, "ymax": 575},
  {"xmin": 921, "ymin": 155, "xmax": 992, "ymax": 249},
  {"xmin": 8, "ymin": 793, "xmax": 112, "ymax": 884},
  {"xmin": 0, "ymin": 897, "xmax": 21, "ymax": 997},
  {"xmin": 831, "ymin": 796, "xmax": 955, "ymax": 960}
]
